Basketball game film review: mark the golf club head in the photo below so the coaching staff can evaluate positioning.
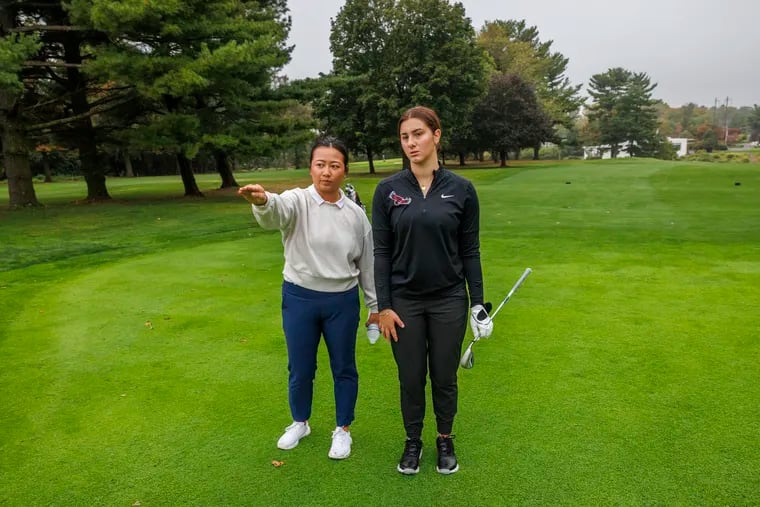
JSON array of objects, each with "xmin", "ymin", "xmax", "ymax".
[{"xmin": 460, "ymin": 347, "xmax": 474, "ymax": 369}]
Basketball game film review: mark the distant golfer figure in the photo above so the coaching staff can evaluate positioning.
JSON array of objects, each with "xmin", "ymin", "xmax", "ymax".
[
  {"xmin": 371, "ymin": 106, "xmax": 493, "ymax": 475},
  {"xmin": 238, "ymin": 136, "xmax": 379, "ymax": 460}
]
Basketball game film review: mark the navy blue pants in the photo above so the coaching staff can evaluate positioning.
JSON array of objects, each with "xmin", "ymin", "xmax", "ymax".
[{"xmin": 281, "ymin": 281, "xmax": 360, "ymax": 427}]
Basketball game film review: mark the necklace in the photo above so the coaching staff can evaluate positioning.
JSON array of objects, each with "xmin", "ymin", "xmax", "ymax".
[{"xmin": 414, "ymin": 169, "xmax": 435, "ymax": 192}]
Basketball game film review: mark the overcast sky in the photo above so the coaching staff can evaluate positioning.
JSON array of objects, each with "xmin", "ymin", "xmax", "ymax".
[{"xmin": 282, "ymin": 0, "xmax": 759, "ymax": 108}]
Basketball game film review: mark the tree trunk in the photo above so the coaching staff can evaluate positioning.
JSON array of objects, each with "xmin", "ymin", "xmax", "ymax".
[
  {"xmin": 63, "ymin": 33, "xmax": 110, "ymax": 201},
  {"xmin": 214, "ymin": 149, "xmax": 238, "ymax": 188},
  {"xmin": 43, "ymin": 156, "xmax": 53, "ymax": 182},
  {"xmin": 366, "ymin": 146, "xmax": 375, "ymax": 174},
  {"xmin": 81, "ymin": 133, "xmax": 109, "ymax": 200},
  {"xmin": 459, "ymin": 152, "xmax": 466, "ymax": 166},
  {"xmin": 0, "ymin": 6, "xmax": 40, "ymax": 207},
  {"xmin": 533, "ymin": 145, "xmax": 540, "ymax": 160},
  {"xmin": 1, "ymin": 117, "xmax": 41, "ymax": 208},
  {"xmin": 177, "ymin": 154, "xmax": 204, "ymax": 197},
  {"xmin": 499, "ymin": 150, "xmax": 507, "ymax": 167},
  {"xmin": 293, "ymin": 144, "xmax": 305, "ymax": 169},
  {"xmin": 124, "ymin": 152, "xmax": 134, "ymax": 177}
]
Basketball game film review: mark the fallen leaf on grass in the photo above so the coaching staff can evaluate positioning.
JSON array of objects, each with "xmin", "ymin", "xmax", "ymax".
[
  {"xmin": 271, "ymin": 460, "xmax": 285, "ymax": 468},
  {"xmin": 133, "ymin": 501, "xmax": 142, "ymax": 507},
  {"xmin": 144, "ymin": 321, "xmax": 153, "ymax": 329}
]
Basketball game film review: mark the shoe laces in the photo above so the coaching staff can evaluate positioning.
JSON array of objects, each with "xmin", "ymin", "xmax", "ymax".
[
  {"xmin": 403, "ymin": 438, "xmax": 422, "ymax": 456},
  {"xmin": 332, "ymin": 427, "xmax": 350, "ymax": 442},
  {"xmin": 285, "ymin": 421, "xmax": 306, "ymax": 432},
  {"xmin": 437, "ymin": 435, "xmax": 455, "ymax": 454}
]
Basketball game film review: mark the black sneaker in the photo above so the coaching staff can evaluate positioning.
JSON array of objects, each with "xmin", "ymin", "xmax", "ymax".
[
  {"xmin": 436, "ymin": 435, "xmax": 459, "ymax": 474},
  {"xmin": 397, "ymin": 438, "xmax": 423, "ymax": 475}
]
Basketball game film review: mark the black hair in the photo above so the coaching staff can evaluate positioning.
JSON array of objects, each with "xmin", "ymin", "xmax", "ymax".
[{"xmin": 310, "ymin": 136, "xmax": 349, "ymax": 172}]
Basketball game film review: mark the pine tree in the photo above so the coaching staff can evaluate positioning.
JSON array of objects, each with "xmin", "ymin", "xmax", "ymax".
[
  {"xmin": 0, "ymin": 4, "xmax": 41, "ymax": 207},
  {"xmin": 587, "ymin": 68, "xmax": 659, "ymax": 158},
  {"xmin": 71, "ymin": 0, "xmax": 293, "ymax": 195}
]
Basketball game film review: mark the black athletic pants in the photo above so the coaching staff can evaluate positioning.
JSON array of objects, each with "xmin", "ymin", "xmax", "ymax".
[{"xmin": 390, "ymin": 292, "xmax": 468, "ymax": 439}]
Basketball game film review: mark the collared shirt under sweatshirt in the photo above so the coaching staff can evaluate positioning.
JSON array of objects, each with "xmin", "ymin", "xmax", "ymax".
[
  {"xmin": 252, "ymin": 184, "xmax": 378, "ymax": 313},
  {"xmin": 372, "ymin": 166, "xmax": 484, "ymax": 311}
]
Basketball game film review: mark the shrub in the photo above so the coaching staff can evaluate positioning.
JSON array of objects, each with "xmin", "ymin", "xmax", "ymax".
[{"xmin": 681, "ymin": 151, "xmax": 751, "ymax": 163}]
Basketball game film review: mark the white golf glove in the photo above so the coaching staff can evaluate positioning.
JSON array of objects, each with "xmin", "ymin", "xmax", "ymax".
[
  {"xmin": 470, "ymin": 304, "xmax": 494, "ymax": 339},
  {"xmin": 366, "ymin": 323, "xmax": 381, "ymax": 344}
]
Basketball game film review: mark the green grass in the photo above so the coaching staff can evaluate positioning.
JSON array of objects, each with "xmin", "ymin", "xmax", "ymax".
[{"xmin": 2, "ymin": 159, "xmax": 759, "ymax": 505}]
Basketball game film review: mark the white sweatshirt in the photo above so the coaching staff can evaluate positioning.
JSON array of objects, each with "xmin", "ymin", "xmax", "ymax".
[{"xmin": 252, "ymin": 185, "xmax": 378, "ymax": 313}]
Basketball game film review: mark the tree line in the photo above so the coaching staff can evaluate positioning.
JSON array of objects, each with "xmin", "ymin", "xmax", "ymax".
[
  {"xmin": 2, "ymin": 0, "xmax": 740, "ymax": 208},
  {"xmin": 657, "ymin": 102, "xmax": 760, "ymax": 152},
  {"xmin": 1, "ymin": 0, "xmax": 302, "ymax": 207}
]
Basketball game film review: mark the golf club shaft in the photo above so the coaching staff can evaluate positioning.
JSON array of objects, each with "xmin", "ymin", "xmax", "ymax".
[
  {"xmin": 490, "ymin": 267, "xmax": 532, "ymax": 319},
  {"xmin": 460, "ymin": 267, "xmax": 532, "ymax": 369}
]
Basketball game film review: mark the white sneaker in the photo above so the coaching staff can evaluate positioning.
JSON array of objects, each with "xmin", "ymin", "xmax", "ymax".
[
  {"xmin": 277, "ymin": 421, "xmax": 311, "ymax": 450},
  {"xmin": 328, "ymin": 426, "xmax": 352, "ymax": 459}
]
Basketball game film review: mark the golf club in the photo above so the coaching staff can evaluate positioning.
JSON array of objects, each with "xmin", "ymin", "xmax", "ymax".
[{"xmin": 460, "ymin": 267, "xmax": 532, "ymax": 369}]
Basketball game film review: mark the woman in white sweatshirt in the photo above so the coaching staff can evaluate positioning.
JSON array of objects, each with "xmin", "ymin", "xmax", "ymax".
[{"xmin": 238, "ymin": 136, "xmax": 379, "ymax": 460}]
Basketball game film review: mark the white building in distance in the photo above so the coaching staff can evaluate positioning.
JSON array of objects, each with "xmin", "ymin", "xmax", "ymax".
[{"xmin": 583, "ymin": 137, "xmax": 690, "ymax": 159}]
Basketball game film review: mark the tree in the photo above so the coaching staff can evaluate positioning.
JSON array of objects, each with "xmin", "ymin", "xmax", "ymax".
[
  {"xmin": 524, "ymin": 108, "xmax": 556, "ymax": 160},
  {"xmin": 554, "ymin": 122, "xmax": 585, "ymax": 159},
  {"xmin": 749, "ymin": 104, "xmax": 760, "ymax": 143},
  {"xmin": 324, "ymin": 0, "xmax": 399, "ymax": 172},
  {"xmin": 618, "ymin": 72, "xmax": 660, "ymax": 156},
  {"xmin": 477, "ymin": 19, "xmax": 583, "ymax": 128},
  {"xmin": 474, "ymin": 73, "xmax": 546, "ymax": 166},
  {"xmin": 387, "ymin": 0, "xmax": 489, "ymax": 149},
  {"xmin": 653, "ymin": 136, "xmax": 678, "ymax": 160},
  {"xmin": 71, "ymin": 0, "xmax": 293, "ymax": 195},
  {"xmin": 1, "ymin": 3, "xmax": 42, "ymax": 207},
  {"xmin": 586, "ymin": 68, "xmax": 659, "ymax": 158},
  {"xmin": 32, "ymin": 3, "xmax": 115, "ymax": 200},
  {"xmin": 702, "ymin": 129, "xmax": 718, "ymax": 153},
  {"xmin": 681, "ymin": 102, "xmax": 697, "ymax": 133},
  {"xmin": 324, "ymin": 0, "xmax": 489, "ymax": 170},
  {"xmin": 1, "ymin": 1, "xmax": 135, "ymax": 202},
  {"xmin": 309, "ymin": 74, "xmax": 391, "ymax": 174}
]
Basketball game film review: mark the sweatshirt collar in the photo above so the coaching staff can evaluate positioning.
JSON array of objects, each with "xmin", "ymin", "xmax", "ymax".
[{"xmin": 307, "ymin": 184, "xmax": 346, "ymax": 208}]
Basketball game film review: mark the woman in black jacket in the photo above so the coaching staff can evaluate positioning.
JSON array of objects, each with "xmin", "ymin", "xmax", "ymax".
[{"xmin": 372, "ymin": 106, "xmax": 493, "ymax": 475}]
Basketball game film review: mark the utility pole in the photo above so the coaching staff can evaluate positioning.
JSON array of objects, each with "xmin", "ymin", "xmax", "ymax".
[
  {"xmin": 724, "ymin": 96, "xmax": 730, "ymax": 144},
  {"xmin": 713, "ymin": 97, "xmax": 718, "ymax": 126}
]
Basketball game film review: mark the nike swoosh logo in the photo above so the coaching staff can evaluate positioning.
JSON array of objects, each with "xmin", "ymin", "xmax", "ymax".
[{"xmin": 441, "ymin": 194, "xmax": 454, "ymax": 199}]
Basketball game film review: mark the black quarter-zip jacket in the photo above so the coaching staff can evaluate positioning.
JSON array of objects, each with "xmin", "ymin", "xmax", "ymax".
[{"xmin": 371, "ymin": 166, "xmax": 484, "ymax": 310}]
